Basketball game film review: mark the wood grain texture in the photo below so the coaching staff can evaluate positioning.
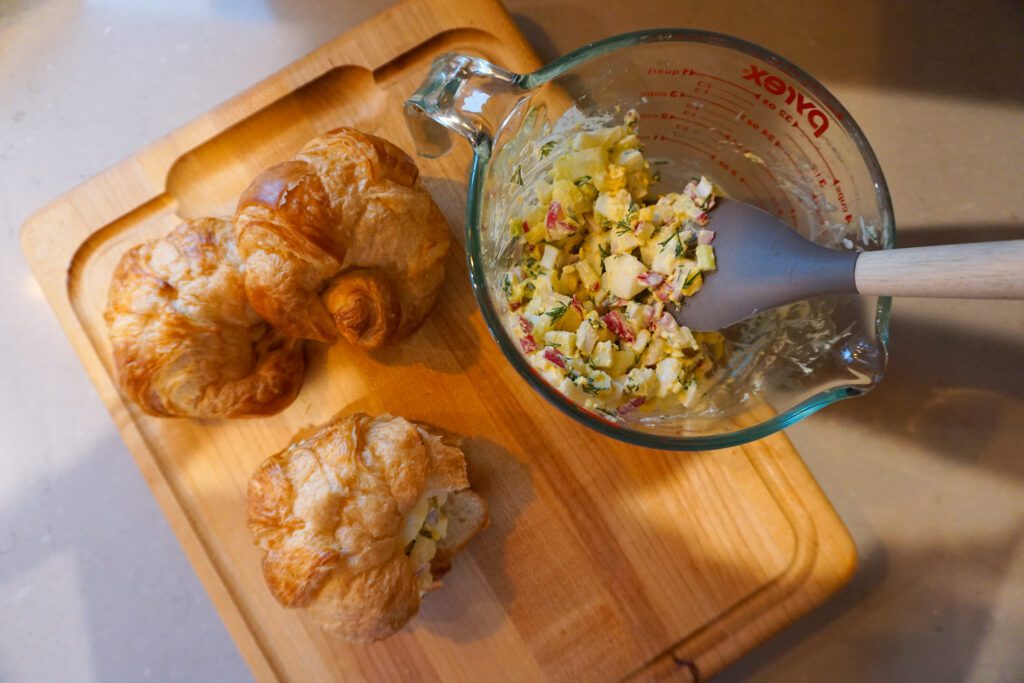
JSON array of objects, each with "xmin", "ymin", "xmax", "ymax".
[
  {"xmin": 855, "ymin": 240, "xmax": 1024, "ymax": 298},
  {"xmin": 20, "ymin": 0, "xmax": 857, "ymax": 680}
]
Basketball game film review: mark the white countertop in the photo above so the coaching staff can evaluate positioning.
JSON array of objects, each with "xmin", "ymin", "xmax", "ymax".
[{"xmin": 2, "ymin": 1, "xmax": 1022, "ymax": 681}]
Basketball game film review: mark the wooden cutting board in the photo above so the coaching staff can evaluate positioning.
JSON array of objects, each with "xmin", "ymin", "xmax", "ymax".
[{"xmin": 20, "ymin": 0, "xmax": 856, "ymax": 680}]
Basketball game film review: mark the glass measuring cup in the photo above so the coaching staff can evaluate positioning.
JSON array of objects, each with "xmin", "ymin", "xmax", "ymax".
[{"xmin": 405, "ymin": 30, "xmax": 894, "ymax": 450}]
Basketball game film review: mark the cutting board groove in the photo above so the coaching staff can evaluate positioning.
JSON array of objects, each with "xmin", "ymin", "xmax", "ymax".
[{"xmin": 21, "ymin": 0, "xmax": 856, "ymax": 681}]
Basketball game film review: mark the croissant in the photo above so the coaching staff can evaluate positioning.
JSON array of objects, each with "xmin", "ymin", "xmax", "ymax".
[
  {"xmin": 104, "ymin": 217, "xmax": 305, "ymax": 418},
  {"xmin": 247, "ymin": 412, "xmax": 488, "ymax": 642},
  {"xmin": 235, "ymin": 128, "xmax": 451, "ymax": 347}
]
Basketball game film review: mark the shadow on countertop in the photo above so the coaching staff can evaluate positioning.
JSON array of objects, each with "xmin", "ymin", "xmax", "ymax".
[
  {"xmin": 831, "ymin": 303, "xmax": 1024, "ymax": 481},
  {"xmin": 715, "ymin": 519, "xmax": 1024, "ymax": 683},
  {"xmin": 511, "ymin": 0, "xmax": 1024, "ymax": 105},
  {"xmin": 0, "ymin": 435, "xmax": 248, "ymax": 683},
  {"xmin": 714, "ymin": 277, "xmax": 1024, "ymax": 681}
]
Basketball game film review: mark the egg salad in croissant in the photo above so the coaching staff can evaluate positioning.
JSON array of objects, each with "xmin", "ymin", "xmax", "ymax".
[{"xmin": 247, "ymin": 412, "xmax": 487, "ymax": 642}]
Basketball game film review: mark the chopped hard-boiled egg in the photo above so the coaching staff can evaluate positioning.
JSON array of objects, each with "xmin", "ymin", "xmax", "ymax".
[{"xmin": 502, "ymin": 111, "xmax": 725, "ymax": 416}]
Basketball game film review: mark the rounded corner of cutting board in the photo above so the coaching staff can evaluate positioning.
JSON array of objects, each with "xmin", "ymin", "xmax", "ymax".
[{"xmin": 20, "ymin": 201, "xmax": 64, "ymax": 272}]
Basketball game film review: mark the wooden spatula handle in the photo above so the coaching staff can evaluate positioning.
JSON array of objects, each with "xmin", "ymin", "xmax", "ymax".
[{"xmin": 855, "ymin": 240, "xmax": 1024, "ymax": 298}]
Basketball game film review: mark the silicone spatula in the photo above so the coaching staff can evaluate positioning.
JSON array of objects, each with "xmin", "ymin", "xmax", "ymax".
[{"xmin": 670, "ymin": 198, "xmax": 1024, "ymax": 331}]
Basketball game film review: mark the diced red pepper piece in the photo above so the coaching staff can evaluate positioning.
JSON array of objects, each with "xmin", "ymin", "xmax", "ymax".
[
  {"xmin": 517, "ymin": 316, "xmax": 533, "ymax": 334},
  {"xmin": 542, "ymin": 347, "xmax": 566, "ymax": 368},
  {"xmin": 545, "ymin": 200, "xmax": 577, "ymax": 239},
  {"xmin": 637, "ymin": 271, "xmax": 664, "ymax": 287},
  {"xmin": 546, "ymin": 201, "xmax": 562, "ymax": 229},
  {"xmin": 654, "ymin": 311, "xmax": 679, "ymax": 330},
  {"xmin": 520, "ymin": 335, "xmax": 537, "ymax": 353},
  {"xmin": 617, "ymin": 397, "xmax": 646, "ymax": 416},
  {"xmin": 570, "ymin": 295, "xmax": 584, "ymax": 314},
  {"xmin": 605, "ymin": 296, "xmax": 627, "ymax": 308},
  {"xmin": 602, "ymin": 310, "xmax": 635, "ymax": 343}
]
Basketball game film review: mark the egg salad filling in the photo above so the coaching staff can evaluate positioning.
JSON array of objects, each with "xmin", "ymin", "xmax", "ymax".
[
  {"xmin": 500, "ymin": 111, "xmax": 725, "ymax": 417},
  {"xmin": 399, "ymin": 494, "xmax": 448, "ymax": 595}
]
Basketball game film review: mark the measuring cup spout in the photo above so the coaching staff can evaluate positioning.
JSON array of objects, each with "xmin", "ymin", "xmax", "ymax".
[{"xmin": 404, "ymin": 53, "xmax": 524, "ymax": 158}]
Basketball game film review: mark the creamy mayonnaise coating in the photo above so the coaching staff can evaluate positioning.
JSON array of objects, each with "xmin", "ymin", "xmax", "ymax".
[{"xmin": 501, "ymin": 112, "xmax": 725, "ymax": 418}]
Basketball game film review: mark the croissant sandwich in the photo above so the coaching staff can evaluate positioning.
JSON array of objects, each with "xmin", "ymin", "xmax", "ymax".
[
  {"xmin": 235, "ymin": 128, "xmax": 451, "ymax": 348},
  {"xmin": 247, "ymin": 412, "xmax": 488, "ymax": 642},
  {"xmin": 104, "ymin": 217, "xmax": 305, "ymax": 418}
]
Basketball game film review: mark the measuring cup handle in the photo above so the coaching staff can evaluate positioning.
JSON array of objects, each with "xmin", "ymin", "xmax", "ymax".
[
  {"xmin": 404, "ymin": 53, "xmax": 524, "ymax": 159},
  {"xmin": 855, "ymin": 240, "xmax": 1024, "ymax": 299}
]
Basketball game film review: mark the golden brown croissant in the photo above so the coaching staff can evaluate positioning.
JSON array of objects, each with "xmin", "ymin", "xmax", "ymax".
[
  {"xmin": 235, "ymin": 128, "xmax": 450, "ymax": 347},
  {"xmin": 247, "ymin": 412, "xmax": 488, "ymax": 642},
  {"xmin": 104, "ymin": 217, "xmax": 305, "ymax": 418}
]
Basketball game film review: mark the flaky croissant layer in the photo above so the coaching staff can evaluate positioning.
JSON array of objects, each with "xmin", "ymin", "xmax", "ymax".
[
  {"xmin": 235, "ymin": 127, "xmax": 451, "ymax": 348},
  {"xmin": 104, "ymin": 217, "xmax": 305, "ymax": 418},
  {"xmin": 106, "ymin": 127, "xmax": 450, "ymax": 418}
]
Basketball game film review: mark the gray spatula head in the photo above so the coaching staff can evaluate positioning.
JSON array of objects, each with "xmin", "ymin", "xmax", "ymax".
[{"xmin": 670, "ymin": 198, "xmax": 859, "ymax": 331}]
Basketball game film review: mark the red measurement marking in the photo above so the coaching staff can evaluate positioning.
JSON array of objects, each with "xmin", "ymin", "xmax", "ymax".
[
  {"xmin": 779, "ymin": 138, "xmax": 829, "ymax": 223},
  {"xmin": 742, "ymin": 166, "xmax": 789, "ymax": 216},
  {"xmin": 674, "ymin": 118, "xmax": 714, "ymax": 131},
  {"xmin": 692, "ymin": 70, "xmax": 759, "ymax": 97},
  {"xmin": 645, "ymin": 67, "xmax": 698, "ymax": 77},
  {"xmin": 778, "ymin": 141, "xmax": 801, "ymax": 173},
  {"xmin": 695, "ymin": 117, "xmax": 722, "ymax": 130},
  {"xmin": 690, "ymin": 128, "xmax": 728, "ymax": 149},
  {"xmin": 742, "ymin": 172, "xmax": 774, "ymax": 205},
  {"xmin": 739, "ymin": 176, "xmax": 757, "ymax": 195},
  {"xmin": 696, "ymin": 97, "xmax": 739, "ymax": 116},
  {"xmin": 793, "ymin": 122, "xmax": 837, "ymax": 181},
  {"xmin": 658, "ymin": 135, "xmax": 715, "ymax": 158},
  {"xmin": 669, "ymin": 124, "xmax": 720, "ymax": 149},
  {"xmin": 714, "ymin": 90, "xmax": 750, "ymax": 111},
  {"xmin": 650, "ymin": 110, "xmax": 689, "ymax": 122},
  {"xmin": 784, "ymin": 132, "xmax": 822, "ymax": 178},
  {"xmin": 742, "ymin": 65, "xmax": 831, "ymax": 138},
  {"xmin": 693, "ymin": 104, "xmax": 735, "ymax": 125},
  {"xmin": 749, "ymin": 159, "xmax": 781, "ymax": 189},
  {"xmin": 753, "ymin": 159, "xmax": 779, "ymax": 184}
]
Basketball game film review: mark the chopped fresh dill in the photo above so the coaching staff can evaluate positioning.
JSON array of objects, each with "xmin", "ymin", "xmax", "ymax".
[{"xmin": 545, "ymin": 303, "xmax": 569, "ymax": 321}]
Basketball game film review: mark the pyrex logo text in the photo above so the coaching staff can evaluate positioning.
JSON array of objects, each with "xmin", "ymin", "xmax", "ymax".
[{"xmin": 742, "ymin": 65, "xmax": 830, "ymax": 138}]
